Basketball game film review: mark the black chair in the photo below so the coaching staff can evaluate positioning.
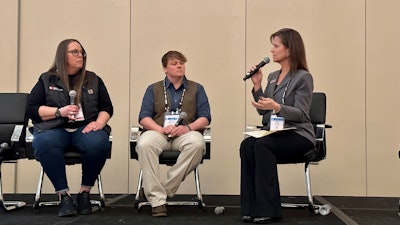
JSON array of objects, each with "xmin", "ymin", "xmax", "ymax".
[
  {"xmin": 0, "ymin": 93, "xmax": 29, "ymax": 212},
  {"xmin": 277, "ymin": 92, "xmax": 332, "ymax": 215},
  {"xmin": 398, "ymin": 150, "xmax": 400, "ymax": 216},
  {"xmin": 25, "ymin": 127, "xmax": 112, "ymax": 211},
  {"xmin": 130, "ymin": 126, "xmax": 211, "ymax": 211},
  {"xmin": 246, "ymin": 92, "xmax": 331, "ymax": 215}
]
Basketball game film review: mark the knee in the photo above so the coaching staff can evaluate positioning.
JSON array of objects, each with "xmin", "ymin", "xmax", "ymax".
[{"xmin": 240, "ymin": 138, "xmax": 255, "ymax": 158}]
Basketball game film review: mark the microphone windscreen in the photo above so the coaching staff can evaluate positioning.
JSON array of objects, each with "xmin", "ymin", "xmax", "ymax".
[
  {"xmin": 214, "ymin": 206, "xmax": 225, "ymax": 215},
  {"xmin": 69, "ymin": 90, "xmax": 76, "ymax": 97},
  {"xmin": 180, "ymin": 111, "xmax": 187, "ymax": 119},
  {"xmin": 0, "ymin": 142, "xmax": 9, "ymax": 148}
]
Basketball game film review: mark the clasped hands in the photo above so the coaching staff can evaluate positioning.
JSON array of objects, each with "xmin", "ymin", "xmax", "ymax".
[{"xmin": 163, "ymin": 125, "xmax": 190, "ymax": 138}]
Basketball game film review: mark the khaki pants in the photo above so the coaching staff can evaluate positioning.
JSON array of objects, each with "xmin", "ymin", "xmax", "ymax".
[{"xmin": 136, "ymin": 130, "xmax": 205, "ymax": 207}]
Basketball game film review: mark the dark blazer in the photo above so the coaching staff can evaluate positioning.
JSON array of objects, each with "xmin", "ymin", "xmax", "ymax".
[{"xmin": 252, "ymin": 69, "xmax": 315, "ymax": 144}]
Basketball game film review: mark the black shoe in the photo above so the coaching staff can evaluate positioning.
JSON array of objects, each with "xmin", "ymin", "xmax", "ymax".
[
  {"xmin": 253, "ymin": 216, "xmax": 282, "ymax": 224},
  {"xmin": 58, "ymin": 194, "xmax": 77, "ymax": 217},
  {"xmin": 77, "ymin": 191, "xmax": 92, "ymax": 215},
  {"xmin": 242, "ymin": 215, "xmax": 253, "ymax": 223}
]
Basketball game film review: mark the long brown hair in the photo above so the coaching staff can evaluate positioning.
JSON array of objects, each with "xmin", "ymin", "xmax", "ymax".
[
  {"xmin": 48, "ymin": 39, "xmax": 87, "ymax": 104},
  {"xmin": 270, "ymin": 28, "xmax": 308, "ymax": 72}
]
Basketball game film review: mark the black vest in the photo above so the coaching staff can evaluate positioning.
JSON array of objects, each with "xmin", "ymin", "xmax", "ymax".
[{"xmin": 33, "ymin": 71, "xmax": 99, "ymax": 131}]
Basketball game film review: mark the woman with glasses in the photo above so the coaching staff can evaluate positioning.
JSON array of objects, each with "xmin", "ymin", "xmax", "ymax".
[
  {"xmin": 239, "ymin": 28, "xmax": 315, "ymax": 224},
  {"xmin": 26, "ymin": 39, "xmax": 113, "ymax": 217}
]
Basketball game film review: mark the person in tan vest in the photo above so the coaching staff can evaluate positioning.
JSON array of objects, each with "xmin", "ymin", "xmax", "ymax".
[{"xmin": 136, "ymin": 50, "xmax": 211, "ymax": 217}]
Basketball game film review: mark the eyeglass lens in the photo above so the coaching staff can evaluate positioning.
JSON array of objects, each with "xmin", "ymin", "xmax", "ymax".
[{"xmin": 68, "ymin": 49, "xmax": 86, "ymax": 57}]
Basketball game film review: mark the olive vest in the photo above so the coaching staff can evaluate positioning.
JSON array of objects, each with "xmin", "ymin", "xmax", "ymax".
[{"xmin": 152, "ymin": 80, "xmax": 197, "ymax": 127}]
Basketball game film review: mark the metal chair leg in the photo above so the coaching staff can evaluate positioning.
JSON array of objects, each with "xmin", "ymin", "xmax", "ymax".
[
  {"xmin": 134, "ymin": 167, "xmax": 205, "ymax": 211},
  {"xmin": 33, "ymin": 166, "xmax": 45, "ymax": 209},
  {"xmin": 134, "ymin": 170, "xmax": 143, "ymax": 210},
  {"xmin": 97, "ymin": 174, "xmax": 105, "ymax": 208},
  {"xmin": 304, "ymin": 162, "xmax": 316, "ymax": 213},
  {"xmin": 194, "ymin": 167, "xmax": 205, "ymax": 209},
  {"xmin": 0, "ymin": 164, "xmax": 26, "ymax": 212},
  {"xmin": 34, "ymin": 166, "xmax": 105, "ymax": 210},
  {"xmin": 280, "ymin": 163, "xmax": 331, "ymax": 216}
]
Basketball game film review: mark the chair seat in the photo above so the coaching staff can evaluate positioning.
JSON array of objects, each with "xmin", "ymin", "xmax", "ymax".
[{"xmin": 277, "ymin": 148, "xmax": 318, "ymax": 164}]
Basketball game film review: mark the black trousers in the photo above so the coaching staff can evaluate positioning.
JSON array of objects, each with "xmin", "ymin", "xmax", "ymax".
[{"xmin": 239, "ymin": 131, "xmax": 314, "ymax": 217}]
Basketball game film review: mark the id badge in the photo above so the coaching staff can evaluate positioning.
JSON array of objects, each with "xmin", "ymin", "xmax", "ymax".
[
  {"xmin": 163, "ymin": 112, "xmax": 179, "ymax": 127},
  {"xmin": 75, "ymin": 104, "xmax": 85, "ymax": 121},
  {"xmin": 270, "ymin": 114, "xmax": 285, "ymax": 130}
]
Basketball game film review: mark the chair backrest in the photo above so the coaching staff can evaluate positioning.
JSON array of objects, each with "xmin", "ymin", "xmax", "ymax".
[
  {"xmin": 310, "ymin": 92, "xmax": 327, "ymax": 161},
  {"xmin": 0, "ymin": 93, "xmax": 29, "ymax": 160},
  {"xmin": 309, "ymin": 92, "xmax": 326, "ymax": 125}
]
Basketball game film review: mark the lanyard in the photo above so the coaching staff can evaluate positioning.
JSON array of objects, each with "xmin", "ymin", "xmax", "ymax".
[
  {"xmin": 163, "ymin": 80, "xmax": 186, "ymax": 112},
  {"xmin": 281, "ymin": 78, "xmax": 291, "ymax": 104}
]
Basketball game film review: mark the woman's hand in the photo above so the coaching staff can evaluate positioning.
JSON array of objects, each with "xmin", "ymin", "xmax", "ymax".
[
  {"xmin": 82, "ymin": 121, "xmax": 103, "ymax": 133},
  {"xmin": 248, "ymin": 65, "xmax": 263, "ymax": 91},
  {"xmin": 251, "ymin": 97, "xmax": 280, "ymax": 111},
  {"xmin": 59, "ymin": 105, "xmax": 79, "ymax": 120}
]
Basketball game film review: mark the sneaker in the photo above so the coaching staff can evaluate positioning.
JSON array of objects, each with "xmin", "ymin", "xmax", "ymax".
[
  {"xmin": 152, "ymin": 204, "xmax": 167, "ymax": 217},
  {"xmin": 76, "ymin": 191, "xmax": 92, "ymax": 215},
  {"xmin": 58, "ymin": 194, "xmax": 77, "ymax": 217}
]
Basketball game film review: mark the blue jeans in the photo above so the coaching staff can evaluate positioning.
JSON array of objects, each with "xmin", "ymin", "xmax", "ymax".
[{"xmin": 33, "ymin": 126, "xmax": 110, "ymax": 193}]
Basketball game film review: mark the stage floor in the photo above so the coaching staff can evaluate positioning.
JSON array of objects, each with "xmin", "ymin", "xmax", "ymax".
[{"xmin": 0, "ymin": 194, "xmax": 398, "ymax": 225}]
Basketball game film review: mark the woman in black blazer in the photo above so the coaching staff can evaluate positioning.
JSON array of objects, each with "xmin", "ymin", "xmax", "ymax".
[{"xmin": 240, "ymin": 28, "xmax": 315, "ymax": 224}]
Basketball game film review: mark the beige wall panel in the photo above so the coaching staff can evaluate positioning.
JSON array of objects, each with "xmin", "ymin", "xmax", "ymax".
[
  {"xmin": 0, "ymin": 0, "xmax": 18, "ymax": 91},
  {"xmin": 246, "ymin": 0, "xmax": 366, "ymax": 196},
  {"xmin": 0, "ymin": 0, "xmax": 19, "ymax": 193},
  {"xmin": 17, "ymin": 0, "xmax": 131, "ymax": 193},
  {"xmin": 366, "ymin": 0, "xmax": 400, "ymax": 196},
  {"xmin": 130, "ymin": 0, "xmax": 246, "ymax": 194}
]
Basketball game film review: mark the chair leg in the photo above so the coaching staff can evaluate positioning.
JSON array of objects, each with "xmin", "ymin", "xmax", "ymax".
[
  {"xmin": 280, "ymin": 163, "xmax": 331, "ymax": 216},
  {"xmin": 34, "ymin": 166, "xmax": 105, "ymax": 210},
  {"xmin": 134, "ymin": 169, "xmax": 143, "ymax": 210},
  {"xmin": 33, "ymin": 166, "xmax": 44, "ymax": 209},
  {"xmin": 0, "ymin": 164, "xmax": 26, "ymax": 212},
  {"xmin": 34, "ymin": 166, "xmax": 60, "ymax": 208},
  {"xmin": 304, "ymin": 163, "xmax": 331, "ymax": 216},
  {"xmin": 134, "ymin": 167, "xmax": 205, "ymax": 211},
  {"xmin": 97, "ymin": 174, "xmax": 105, "ymax": 208},
  {"xmin": 194, "ymin": 167, "xmax": 205, "ymax": 209},
  {"xmin": 304, "ymin": 162, "xmax": 317, "ymax": 214},
  {"xmin": 398, "ymin": 198, "xmax": 400, "ymax": 216}
]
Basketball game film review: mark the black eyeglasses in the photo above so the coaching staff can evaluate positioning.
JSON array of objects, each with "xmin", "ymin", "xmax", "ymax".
[{"xmin": 67, "ymin": 49, "xmax": 86, "ymax": 57}]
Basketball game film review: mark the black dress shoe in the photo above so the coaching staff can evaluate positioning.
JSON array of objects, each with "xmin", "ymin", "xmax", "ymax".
[
  {"xmin": 253, "ymin": 216, "xmax": 281, "ymax": 224},
  {"xmin": 242, "ymin": 215, "xmax": 253, "ymax": 223}
]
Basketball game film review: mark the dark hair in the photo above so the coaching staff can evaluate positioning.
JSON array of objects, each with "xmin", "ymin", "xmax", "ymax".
[
  {"xmin": 270, "ymin": 28, "xmax": 308, "ymax": 72},
  {"xmin": 48, "ymin": 39, "xmax": 87, "ymax": 104},
  {"xmin": 161, "ymin": 51, "xmax": 187, "ymax": 67}
]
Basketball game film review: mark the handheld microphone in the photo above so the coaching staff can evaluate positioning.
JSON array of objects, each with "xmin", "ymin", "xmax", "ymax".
[
  {"xmin": 68, "ymin": 90, "xmax": 77, "ymax": 122},
  {"xmin": 69, "ymin": 90, "xmax": 76, "ymax": 105},
  {"xmin": 167, "ymin": 112, "xmax": 188, "ymax": 140},
  {"xmin": 242, "ymin": 57, "xmax": 270, "ymax": 81},
  {"xmin": 0, "ymin": 142, "xmax": 9, "ymax": 155}
]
